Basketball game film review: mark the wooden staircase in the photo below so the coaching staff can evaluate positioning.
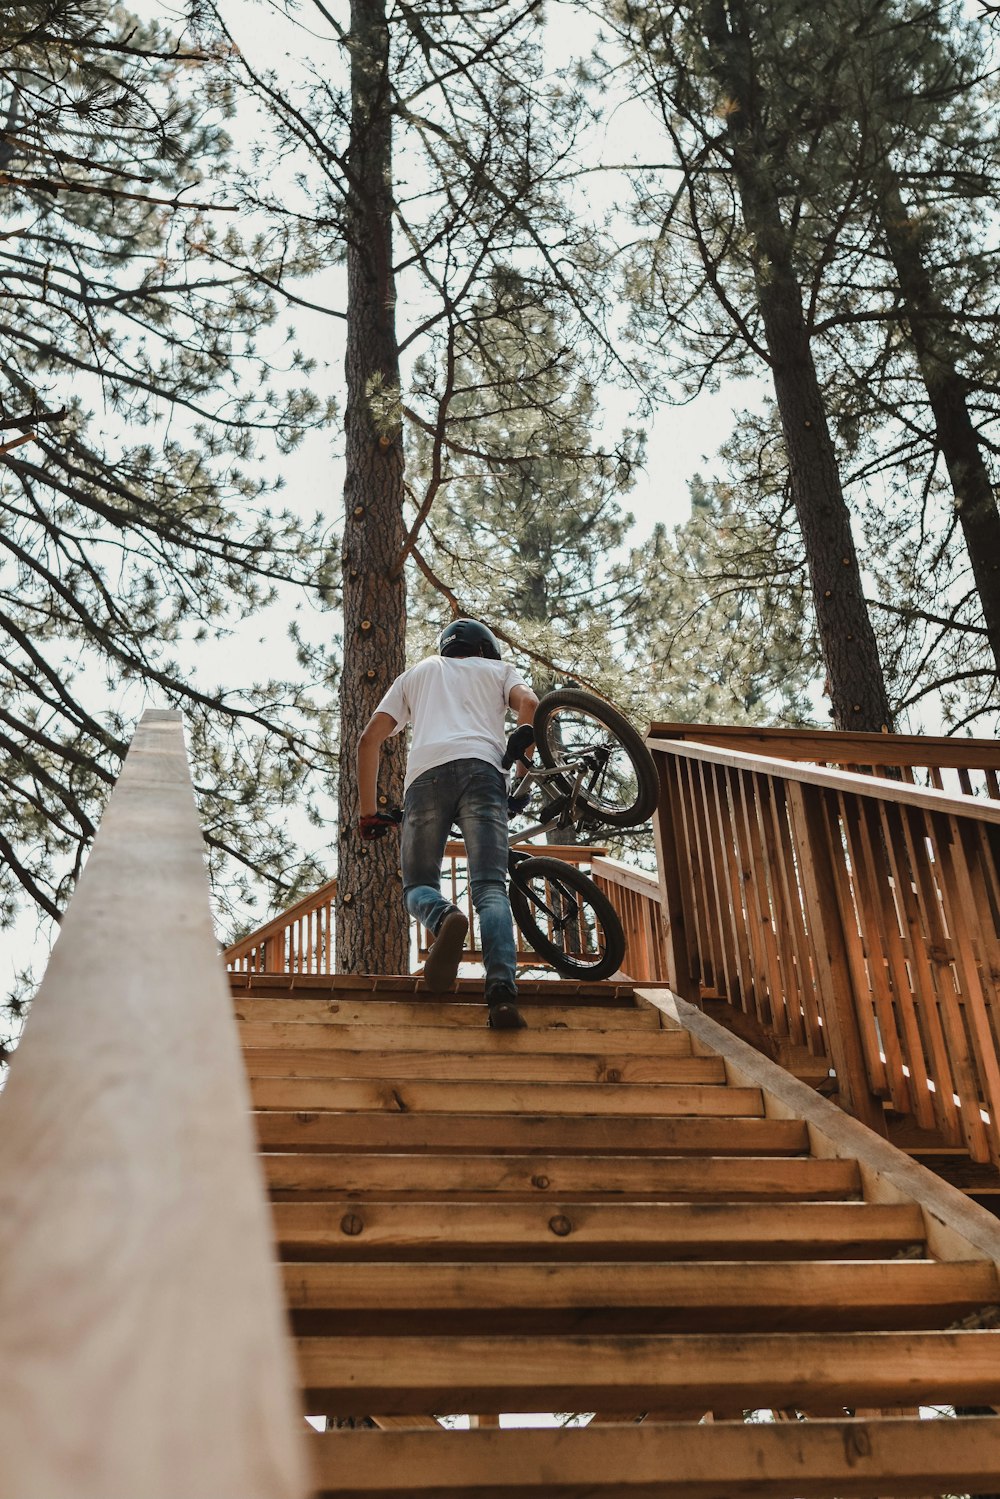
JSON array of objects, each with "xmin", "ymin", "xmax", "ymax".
[
  {"xmin": 236, "ymin": 971, "xmax": 1000, "ymax": 1497},
  {"xmin": 7, "ymin": 714, "xmax": 1000, "ymax": 1498}
]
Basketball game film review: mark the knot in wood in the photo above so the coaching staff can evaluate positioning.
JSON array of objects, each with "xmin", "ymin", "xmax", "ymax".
[
  {"xmin": 340, "ymin": 1212, "xmax": 364, "ymax": 1237},
  {"xmin": 366, "ymin": 669, "xmax": 377, "ymax": 680},
  {"xmin": 531, "ymin": 1174, "xmax": 550, "ymax": 1190},
  {"xmin": 548, "ymin": 1215, "xmax": 572, "ymax": 1237},
  {"xmin": 823, "ymin": 589, "xmax": 832, "ymax": 598},
  {"xmin": 605, "ymin": 1068, "xmax": 622, "ymax": 1084},
  {"xmin": 342, "ymin": 891, "xmax": 354, "ymax": 905},
  {"xmin": 353, "ymin": 504, "xmax": 365, "ymax": 518},
  {"xmin": 378, "ymin": 434, "xmax": 392, "ymax": 450},
  {"xmin": 360, "ymin": 619, "xmax": 373, "ymax": 632}
]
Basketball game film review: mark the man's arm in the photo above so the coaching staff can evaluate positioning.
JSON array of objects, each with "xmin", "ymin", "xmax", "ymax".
[
  {"xmin": 504, "ymin": 685, "xmax": 540, "ymax": 767},
  {"xmin": 357, "ymin": 711, "xmax": 399, "ymax": 817},
  {"xmin": 509, "ymin": 684, "xmax": 539, "ymax": 726}
]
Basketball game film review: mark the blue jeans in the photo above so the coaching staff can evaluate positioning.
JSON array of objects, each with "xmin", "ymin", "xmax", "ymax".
[{"xmin": 401, "ymin": 758, "xmax": 517, "ymax": 994}]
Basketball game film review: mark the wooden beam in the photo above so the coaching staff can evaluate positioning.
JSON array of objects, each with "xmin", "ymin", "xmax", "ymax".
[
  {"xmin": 0, "ymin": 712, "xmax": 307, "ymax": 1499},
  {"xmin": 233, "ymin": 995, "xmax": 659, "ymax": 1031},
  {"xmin": 283, "ymin": 1259, "xmax": 999, "ymax": 1333},
  {"xmin": 235, "ymin": 1019, "xmax": 695, "ymax": 1055},
  {"xmin": 271, "ymin": 1200, "xmax": 926, "ymax": 1262},
  {"xmin": 309, "ymin": 1417, "xmax": 1000, "ymax": 1497},
  {"xmin": 243, "ymin": 1047, "xmax": 722, "ymax": 1085},
  {"xmin": 253, "ymin": 1112, "xmax": 805, "ymax": 1156},
  {"xmin": 249, "ymin": 1078, "xmax": 757, "ymax": 1119},
  {"xmin": 296, "ymin": 1330, "xmax": 1000, "ymax": 1413},
  {"xmin": 264, "ymin": 1152, "xmax": 860, "ymax": 1199}
]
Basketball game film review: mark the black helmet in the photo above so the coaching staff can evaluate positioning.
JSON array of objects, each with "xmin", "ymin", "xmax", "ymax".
[{"xmin": 439, "ymin": 618, "xmax": 502, "ymax": 660}]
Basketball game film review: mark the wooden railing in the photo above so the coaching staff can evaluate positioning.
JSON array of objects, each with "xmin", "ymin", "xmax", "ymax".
[
  {"xmin": 649, "ymin": 727, "xmax": 1000, "ymax": 1162},
  {"xmin": 226, "ymin": 844, "xmax": 628, "ymax": 977},
  {"xmin": 226, "ymin": 877, "xmax": 337, "ymax": 974},
  {"xmin": 592, "ymin": 855, "xmax": 669, "ymax": 983},
  {"xmin": 0, "ymin": 712, "xmax": 306, "ymax": 1498}
]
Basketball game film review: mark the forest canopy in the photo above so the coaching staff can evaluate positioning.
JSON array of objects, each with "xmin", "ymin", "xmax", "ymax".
[{"xmin": 1, "ymin": 0, "xmax": 999, "ymax": 1006}]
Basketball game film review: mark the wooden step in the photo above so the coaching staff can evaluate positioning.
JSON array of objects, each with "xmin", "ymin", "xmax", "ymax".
[
  {"xmin": 271, "ymin": 1200, "xmax": 926, "ymax": 1262},
  {"xmin": 249, "ymin": 1079, "xmax": 752, "ymax": 1118},
  {"xmin": 296, "ymin": 1329, "xmax": 1000, "ymax": 1414},
  {"xmin": 253, "ymin": 1113, "xmax": 800, "ymax": 1155},
  {"xmin": 234, "ymin": 999, "xmax": 664, "ymax": 1032},
  {"xmin": 284, "ymin": 1259, "xmax": 999, "ymax": 1334},
  {"xmin": 243, "ymin": 1047, "xmax": 720, "ymax": 1085},
  {"xmin": 265, "ymin": 1153, "xmax": 860, "ymax": 1200},
  {"xmin": 306, "ymin": 1416, "xmax": 1000, "ymax": 1498},
  {"xmin": 237, "ymin": 1017, "xmax": 689, "ymax": 1053}
]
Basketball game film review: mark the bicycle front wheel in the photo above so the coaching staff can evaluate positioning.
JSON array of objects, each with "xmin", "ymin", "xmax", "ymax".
[
  {"xmin": 509, "ymin": 855, "xmax": 626, "ymax": 980},
  {"xmin": 534, "ymin": 688, "xmax": 658, "ymax": 828}
]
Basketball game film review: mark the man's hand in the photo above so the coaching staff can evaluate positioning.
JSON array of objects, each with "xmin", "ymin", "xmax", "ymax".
[
  {"xmin": 359, "ymin": 809, "xmax": 402, "ymax": 841},
  {"xmin": 502, "ymin": 724, "xmax": 535, "ymax": 770}
]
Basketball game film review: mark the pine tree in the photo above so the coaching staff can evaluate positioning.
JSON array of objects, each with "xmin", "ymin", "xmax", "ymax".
[
  {"xmin": 197, "ymin": 0, "xmax": 610, "ymax": 970},
  {"xmin": 0, "ymin": 2, "xmax": 338, "ymax": 968},
  {"xmin": 610, "ymin": 0, "xmax": 896, "ymax": 732}
]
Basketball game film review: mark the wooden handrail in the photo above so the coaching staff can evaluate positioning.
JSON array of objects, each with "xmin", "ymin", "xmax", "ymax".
[
  {"xmin": 646, "ymin": 736, "xmax": 1000, "ymax": 824},
  {"xmin": 0, "ymin": 711, "xmax": 307, "ymax": 1499},
  {"xmin": 226, "ymin": 877, "xmax": 337, "ymax": 975},
  {"xmin": 649, "ymin": 729, "xmax": 1000, "ymax": 1163},
  {"xmin": 651, "ymin": 722, "xmax": 1000, "ymax": 774}
]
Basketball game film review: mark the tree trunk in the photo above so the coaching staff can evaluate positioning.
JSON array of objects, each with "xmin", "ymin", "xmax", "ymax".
[
  {"xmin": 700, "ymin": 0, "xmax": 894, "ymax": 733},
  {"xmin": 876, "ymin": 176, "xmax": 1000, "ymax": 685},
  {"xmin": 336, "ymin": 0, "xmax": 410, "ymax": 974}
]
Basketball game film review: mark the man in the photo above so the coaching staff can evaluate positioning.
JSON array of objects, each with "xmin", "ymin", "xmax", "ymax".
[{"xmin": 357, "ymin": 618, "xmax": 538, "ymax": 1030}]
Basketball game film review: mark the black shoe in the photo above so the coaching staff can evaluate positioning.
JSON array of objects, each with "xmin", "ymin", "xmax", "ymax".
[
  {"xmin": 486, "ymin": 985, "xmax": 526, "ymax": 1030},
  {"xmin": 423, "ymin": 908, "xmax": 469, "ymax": 991}
]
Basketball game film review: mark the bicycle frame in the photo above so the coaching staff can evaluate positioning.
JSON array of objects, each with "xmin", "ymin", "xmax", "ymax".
[{"xmin": 505, "ymin": 750, "xmax": 608, "ymax": 851}]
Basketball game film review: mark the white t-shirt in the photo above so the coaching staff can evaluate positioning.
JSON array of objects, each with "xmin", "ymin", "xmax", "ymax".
[{"xmin": 376, "ymin": 656, "xmax": 529, "ymax": 790}]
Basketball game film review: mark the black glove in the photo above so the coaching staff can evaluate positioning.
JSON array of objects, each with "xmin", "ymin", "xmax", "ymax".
[
  {"xmin": 359, "ymin": 809, "xmax": 401, "ymax": 841},
  {"xmin": 502, "ymin": 724, "xmax": 535, "ymax": 770},
  {"xmin": 507, "ymin": 792, "xmax": 531, "ymax": 818}
]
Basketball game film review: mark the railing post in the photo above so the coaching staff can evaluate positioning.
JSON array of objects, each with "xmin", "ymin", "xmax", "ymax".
[
  {"xmin": 0, "ymin": 711, "xmax": 308, "ymax": 1499},
  {"xmin": 785, "ymin": 780, "xmax": 886, "ymax": 1134},
  {"xmin": 652, "ymin": 754, "xmax": 698, "ymax": 1000}
]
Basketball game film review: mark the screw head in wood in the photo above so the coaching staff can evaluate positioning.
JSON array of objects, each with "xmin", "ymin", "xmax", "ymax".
[
  {"xmin": 340, "ymin": 1212, "xmax": 364, "ymax": 1236},
  {"xmin": 548, "ymin": 1214, "xmax": 572, "ymax": 1236},
  {"xmin": 531, "ymin": 1174, "xmax": 550, "ymax": 1190}
]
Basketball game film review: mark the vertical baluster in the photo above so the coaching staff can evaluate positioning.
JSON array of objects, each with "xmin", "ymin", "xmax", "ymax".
[
  {"xmin": 785, "ymin": 781, "xmax": 885, "ymax": 1131},
  {"xmin": 653, "ymin": 755, "xmax": 699, "ymax": 999}
]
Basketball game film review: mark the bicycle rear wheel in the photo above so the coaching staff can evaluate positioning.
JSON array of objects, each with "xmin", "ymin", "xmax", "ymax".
[
  {"xmin": 534, "ymin": 688, "xmax": 658, "ymax": 828},
  {"xmin": 509, "ymin": 855, "xmax": 626, "ymax": 981}
]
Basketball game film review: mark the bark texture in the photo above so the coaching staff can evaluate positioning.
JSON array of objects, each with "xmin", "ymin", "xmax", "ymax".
[
  {"xmin": 877, "ymin": 177, "xmax": 1000, "ymax": 685},
  {"xmin": 336, "ymin": 0, "xmax": 410, "ymax": 974},
  {"xmin": 700, "ymin": 0, "xmax": 894, "ymax": 732}
]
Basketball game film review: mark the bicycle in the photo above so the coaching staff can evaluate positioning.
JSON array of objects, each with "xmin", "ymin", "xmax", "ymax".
[{"xmin": 501, "ymin": 688, "xmax": 658, "ymax": 982}]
